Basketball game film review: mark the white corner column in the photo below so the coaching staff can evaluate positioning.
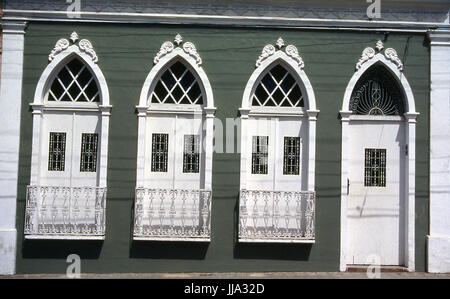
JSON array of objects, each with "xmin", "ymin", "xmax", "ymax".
[
  {"xmin": 203, "ymin": 107, "xmax": 216, "ymax": 191},
  {"xmin": 339, "ymin": 110, "xmax": 352, "ymax": 272},
  {"xmin": 0, "ymin": 21, "xmax": 27, "ymax": 275},
  {"xmin": 427, "ymin": 29, "xmax": 450, "ymax": 273}
]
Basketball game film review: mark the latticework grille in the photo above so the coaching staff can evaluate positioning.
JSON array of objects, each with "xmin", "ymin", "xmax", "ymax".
[
  {"xmin": 80, "ymin": 133, "xmax": 98, "ymax": 172},
  {"xmin": 252, "ymin": 136, "xmax": 269, "ymax": 175},
  {"xmin": 151, "ymin": 133, "xmax": 169, "ymax": 172},
  {"xmin": 350, "ymin": 65, "xmax": 405, "ymax": 115},
  {"xmin": 151, "ymin": 61, "xmax": 203, "ymax": 105},
  {"xmin": 283, "ymin": 137, "xmax": 301, "ymax": 175},
  {"xmin": 252, "ymin": 64, "xmax": 304, "ymax": 107},
  {"xmin": 48, "ymin": 132, "xmax": 66, "ymax": 171},
  {"xmin": 183, "ymin": 135, "xmax": 200, "ymax": 173},
  {"xmin": 48, "ymin": 58, "xmax": 100, "ymax": 103},
  {"xmin": 364, "ymin": 148, "xmax": 387, "ymax": 187}
]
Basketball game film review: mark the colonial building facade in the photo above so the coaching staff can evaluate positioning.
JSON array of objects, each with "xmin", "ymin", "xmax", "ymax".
[{"xmin": 0, "ymin": 0, "xmax": 449, "ymax": 274}]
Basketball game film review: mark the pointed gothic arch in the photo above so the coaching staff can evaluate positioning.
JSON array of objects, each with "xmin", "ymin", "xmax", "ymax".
[
  {"xmin": 26, "ymin": 33, "xmax": 111, "ymax": 240},
  {"xmin": 134, "ymin": 35, "xmax": 215, "ymax": 242},
  {"xmin": 339, "ymin": 42, "xmax": 419, "ymax": 272},
  {"xmin": 238, "ymin": 38, "xmax": 319, "ymax": 243}
]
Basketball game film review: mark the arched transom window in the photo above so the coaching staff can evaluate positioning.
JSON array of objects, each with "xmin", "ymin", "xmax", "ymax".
[
  {"xmin": 350, "ymin": 65, "xmax": 405, "ymax": 115},
  {"xmin": 252, "ymin": 64, "xmax": 304, "ymax": 107},
  {"xmin": 48, "ymin": 58, "xmax": 100, "ymax": 103},
  {"xmin": 150, "ymin": 60, "xmax": 203, "ymax": 105}
]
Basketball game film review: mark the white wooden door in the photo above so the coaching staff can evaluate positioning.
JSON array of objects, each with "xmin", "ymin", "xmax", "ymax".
[
  {"xmin": 145, "ymin": 113, "xmax": 203, "ymax": 190},
  {"xmin": 246, "ymin": 116, "xmax": 307, "ymax": 191},
  {"xmin": 347, "ymin": 119, "xmax": 405, "ymax": 265}
]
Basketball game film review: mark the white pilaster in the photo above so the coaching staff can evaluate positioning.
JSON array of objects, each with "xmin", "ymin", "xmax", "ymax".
[
  {"xmin": 405, "ymin": 112, "xmax": 419, "ymax": 271},
  {"xmin": 204, "ymin": 107, "xmax": 216, "ymax": 190},
  {"xmin": 98, "ymin": 105, "xmax": 112, "ymax": 188},
  {"xmin": 239, "ymin": 108, "xmax": 250, "ymax": 189},
  {"xmin": 427, "ymin": 29, "xmax": 450, "ymax": 273},
  {"xmin": 306, "ymin": 110, "xmax": 319, "ymax": 192},
  {"xmin": 135, "ymin": 106, "xmax": 147, "ymax": 187},
  {"xmin": 0, "ymin": 21, "xmax": 27, "ymax": 275},
  {"xmin": 339, "ymin": 111, "xmax": 352, "ymax": 272}
]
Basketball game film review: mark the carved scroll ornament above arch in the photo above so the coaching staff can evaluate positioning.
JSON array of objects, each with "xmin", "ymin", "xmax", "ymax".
[
  {"xmin": 255, "ymin": 37, "xmax": 305, "ymax": 69},
  {"xmin": 48, "ymin": 32, "xmax": 98, "ymax": 63},
  {"xmin": 154, "ymin": 34, "xmax": 202, "ymax": 66},
  {"xmin": 356, "ymin": 40, "xmax": 403, "ymax": 71}
]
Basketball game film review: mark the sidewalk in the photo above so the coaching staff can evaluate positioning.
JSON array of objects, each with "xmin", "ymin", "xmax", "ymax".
[{"xmin": 2, "ymin": 272, "xmax": 450, "ymax": 279}]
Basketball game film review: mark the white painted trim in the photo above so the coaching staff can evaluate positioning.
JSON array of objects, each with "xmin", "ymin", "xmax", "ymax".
[
  {"xmin": 0, "ymin": 20, "xmax": 28, "ymax": 275},
  {"xmin": 3, "ymin": 10, "xmax": 450, "ymax": 30},
  {"xmin": 239, "ymin": 239, "xmax": 315, "ymax": 244},
  {"xmin": 341, "ymin": 53, "xmax": 416, "ymax": 114},
  {"xmin": 33, "ymin": 44, "xmax": 110, "ymax": 106},
  {"xmin": 139, "ymin": 48, "xmax": 214, "ymax": 109},
  {"xmin": 339, "ymin": 50, "xmax": 418, "ymax": 272},
  {"xmin": 24, "ymin": 235, "xmax": 105, "ymax": 240},
  {"xmin": 134, "ymin": 237, "xmax": 211, "ymax": 242},
  {"xmin": 241, "ymin": 51, "xmax": 316, "ymax": 111}
]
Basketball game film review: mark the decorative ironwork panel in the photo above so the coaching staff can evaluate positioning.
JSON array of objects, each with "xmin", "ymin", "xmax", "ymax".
[
  {"xmin": 183, "ymin": 135, "xmax": 200, "ymax": 173},
  {"xmin": 252, "ymin": 136, "xmax": 269, "ymax": 175},
  {"xmin": 48, "ymin": 58, "xmax": 100, "ymax": 102},
  {"xmin": 133, "ymin": 188, "xmax": 212, "ymax": 240},
  {"xmin": 283, "ymin": 137, "xmax": 301, "ymax": 175},
  {"xmin": 80, "ymin": 133, "xmax": 98, "ymax": 172},
  {"xmin": 252, "ymin": 64, "xmax": 304, "ymax": 107},
  {"xmin": 364, "ymin": 148, "xmax": 387, "ymax": 187},
  {"xmin": 151, "ymin": 61, "xmax": 203, "ymax": 105},
  {"xmin": 48, "ymin": 132, "xmax": 66, "ymax": 171},
  {"xmin": 350, "ymin": 65, "xmax": 405, "ymax": 115},
  {"xmin": 24, "ymin": 185, "xmax": 106, "ymax": 237},
  {"xmin": 151, "ymin": 133, "xmax": 169, "ymax": 172},
  {"xmin": 239, "ymin": 190, "xmax": 315, "ymax": 241}
]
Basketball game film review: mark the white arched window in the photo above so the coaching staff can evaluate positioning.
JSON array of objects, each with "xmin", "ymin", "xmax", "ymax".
[
  {"xmin": 25, "ymin": 32, "xmax": 111, "ymax": 240},
  {"xmin": 339, "ymin": 41, "xmax": 419, "ymax": 271},
  {"xmin": 133, "ymin": 35, "xmax": 216, "ymax": 242},
  {"xmin": 238, "ymin": 38, "xmax": 319, "ymax": 243}
]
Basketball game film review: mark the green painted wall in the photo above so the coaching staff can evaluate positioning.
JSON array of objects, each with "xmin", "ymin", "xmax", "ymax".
[{"xmin": 16, "ymin": 22, "xmax": 430, "ymax": 273}]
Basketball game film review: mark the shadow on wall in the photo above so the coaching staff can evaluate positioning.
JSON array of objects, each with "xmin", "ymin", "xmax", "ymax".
[
  {"xmin": 21, "ymin": 240, "xmax": 104, "ymax": 259},
  {"xmin": 129, "ymin": 241, "xmax": 209, "ymax": 260},
  {"xmin": 232, "ymin": 195, "xmax": 313, "ymax": 261}
]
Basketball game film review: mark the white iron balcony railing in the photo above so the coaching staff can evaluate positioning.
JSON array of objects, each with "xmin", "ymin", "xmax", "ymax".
[
  {"xmin": 24, "ymin": 185, "xmax": 107, "ymax": 240},
  {"xmin": 133, "ymin": 188, "xmax": 212, "ymax": 241},
  {"xmin": 239, "ymin": 190, "xmax": 315, "ymax": 243}
]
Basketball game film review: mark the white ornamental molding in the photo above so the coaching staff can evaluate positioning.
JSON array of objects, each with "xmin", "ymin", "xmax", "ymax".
[
  {"xmin": 154, "ymin": 34, "xmax": 202, "ymax": 66},
  {"xmin": 255, "ymin": 37, "xmax": 305, "ymax": 69},
  {"xmin": 48, "ymin": 32, "xmax": 99, "ymax": 63},
  {"xmin": 356, "ymin": 40, "xmax": 403, "ymax": 71}
]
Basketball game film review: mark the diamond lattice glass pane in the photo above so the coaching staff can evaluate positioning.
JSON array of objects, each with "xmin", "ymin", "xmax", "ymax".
[
  {"xmin": 350, "ymin": 65, "xmax": 405, "ymax": 115},
  {"xmin": 48, "ymin": 58, "xmax": 100, "ymax": 103},
  {"xmin": 251, "ymin": 64, "xmax": 304, "ymax": 108},
  {"xmin": 151, "ymin": 61, "xmax": 204, "ymax": 105}
]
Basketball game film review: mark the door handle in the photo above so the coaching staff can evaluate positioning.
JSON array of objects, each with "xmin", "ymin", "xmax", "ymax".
[{"xmin": 347, "ymin": 178, "xmax": 350, "ymax": 195}]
